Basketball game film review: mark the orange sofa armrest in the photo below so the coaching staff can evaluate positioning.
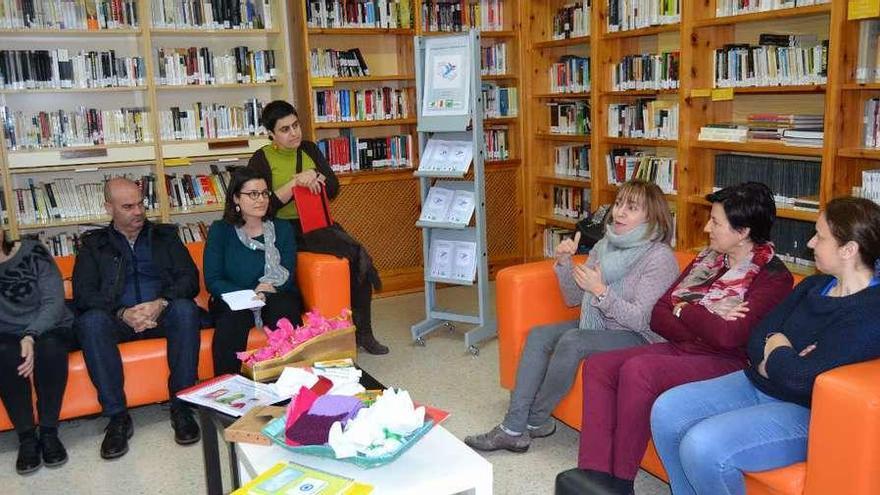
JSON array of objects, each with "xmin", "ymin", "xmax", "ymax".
[
  {"xmin": 496, "ymin": 257, "xmax": 585, "ymax": 390},
  {"xmin": 802, "ymin": 358, "xmax": 880, "ymax": 495},
  {"xmin": 296, "ymin": 252, "xmax": 350, "ymax": 318}
]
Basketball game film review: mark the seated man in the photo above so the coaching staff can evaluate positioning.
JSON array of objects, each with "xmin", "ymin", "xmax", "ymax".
[{"xmin": 73, "ymin": 177, "xmax": 201, "ymax": 459}]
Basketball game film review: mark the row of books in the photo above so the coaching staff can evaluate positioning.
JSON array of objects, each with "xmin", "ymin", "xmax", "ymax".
[
  {"xmin": 607, "ymin": 100, "xmax": 678, "ymax": 140},
  {"xmin": 312, "ymin": 87, "xmax": 410, "ymax": 123},
  {"xmin": 316, "ymin": 134, "xmax": 413, "ymax": 172},
  {"xmin": 548, "ymin": 101, "xmax": 591, "ymax": 135},
  {"xmin": 422, "ymin": 0, "xmax": 463, "ymax": 32},
  {"xmin": 468, "ymin": 0, "xmax": 503, "ymax": 31},
  {"xmin": 605, "ymin": 150, "xmax": 676, "ymax": 194},
  {"xmin": 306, "ymin": 0, "xmax": 413, "ymax": 29},
  {"xmin": 549, "ymin": 56, "xmax": 591, "ymax": 94},
  {"xmin": 149, "ymin": 0, "xmax": 273, "ymax": 30},
  {"xmin": 699, "ymin": 113, "xmax": 823, "ymax": 143},
  {"xmin": 553, "ymin": 185, "xmax": 590, "ymax": 220},
  {"xmin": 856, "ymin": 19, "xmax": 880, "ymax": 84},
  {"xmin": 543, "ymin": 227, "xmax": 575, "ymax": 258},
  {"xmin": 863, "ymin": 99, "xmax": 880, "ymax": 149},
  {"xmin": 309, "ymin": 48, "xmax": 369, "ymax": 78},
  {"xmin": 0, "ymin": 0, "xmax": 138, "ymax": 29},
  {"xmin": 713, "ymin": 37, "xmax": 828, "ymax": 88},
  {"xmin": 552, "ymin": 2, "xmax": 590, "ymax": 40},
  {"xmin": 715, "ymin": 0, "xmax": 829, "ymax": 18},
  {"xmin": 0, "ymin": 49, "xmax": 146, "ymax": 90},
  {"xmin": 484, "ymin": 127, "xmax": 510, "ymax": 161},
  {"xmin": 554, "ymin": 144, "xmax": 591, "ymax": 179},
  {"xmin": 428, "ymin": 238, "xmax": 477, "ymax": 282},
  {"xmin": 165, "ymin": 168, "xmax": 231, "ymax": 209},
  {"xmin": 158, "ymin": 99, "xmax": 265, "ymax": 141},
  {"xmin": 612, "ymin": 52, "xmax": 680, "ymax": 92},
  {"xmin": 607, "ymin": 0, "xmax": 680, "ymax": 33},
  {"xmin": 155, "ymin": 46, "xmax": 277, "ymax": 86},
  {"xmin": 178, "ymin": 221, "xmax": 210, "ymax": 244},
  {"xmin": 773, "ymin": 217, "xmax": 816, "ymax": 268},
  {"xmin": 714, "ymin": 153, "xmax": 820, "ymax": 210},
  {"xmin": 30, "ymin": 220, "xmax": 212, "ymax": 257},
  {"xmin": 480, "ymin": 42, "xmax": 508, "ymax": 76},
  {"xmin": 854, "ymin": 169, "xmax": 880, "ymax": 206},
  {"xmin": 481, "ymin": 84, "xmax": 517, "ymax": 118},
  {"xmin": 14, "ymin": 174, "xmax": 159, "ymax": 226},
  {"xmin": 2, "ymin": 106, "xmax": 151, "ymax": 150}
]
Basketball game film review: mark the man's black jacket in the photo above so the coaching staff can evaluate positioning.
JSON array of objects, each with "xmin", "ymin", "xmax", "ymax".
[{"xmin": 72, "ymin": 221, "xmax": 199, "ymax": 315}]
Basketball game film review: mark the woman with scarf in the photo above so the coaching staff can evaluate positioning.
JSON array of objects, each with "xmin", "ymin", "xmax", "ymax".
[
  {"xmin": 465, "ymin": 180, "xmax": 679, "ymax": 453},
  {"xmin": 203, "ymin": 168, "xmax": 302, "ymax": 375},
  {"xmin": 564, "ymin": 182, "xmax": 794, "ymax": 495},
  {"xmin": 650, "ymin": 196, "xmax": 880, "ymax": 495}
]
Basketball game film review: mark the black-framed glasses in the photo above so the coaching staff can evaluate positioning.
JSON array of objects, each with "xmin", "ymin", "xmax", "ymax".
[{"xmin": 239, "ymin": 190, "xmax": 271, "ymax": 200}]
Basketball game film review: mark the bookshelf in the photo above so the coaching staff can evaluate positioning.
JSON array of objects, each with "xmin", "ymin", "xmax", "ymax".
[
  {"xmin": 0, "ymin": 1, "xmax": 294, "ymax": 253},
  {"xmin": 289, "ymin": 0, "xmax": 525, "ymax": 294},
  {"xmin": 521, "ymin": 0, "xmax": 843, "ymax": 276}
]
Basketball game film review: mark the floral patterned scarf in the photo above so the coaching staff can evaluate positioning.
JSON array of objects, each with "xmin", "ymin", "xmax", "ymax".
[{"xmin": 671, "ymin": 242, "xmax": 775, "ymax": 316}]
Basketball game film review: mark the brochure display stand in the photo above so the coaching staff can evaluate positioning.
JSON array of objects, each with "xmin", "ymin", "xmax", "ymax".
[{"xmin": 410, "ymin": 30, "xmax": 495, "ymax": 356}]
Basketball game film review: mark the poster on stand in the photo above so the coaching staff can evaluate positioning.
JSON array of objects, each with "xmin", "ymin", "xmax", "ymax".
[{"xmin": 421, "ymin": 34, "xmax": 472, "ymax": 117}]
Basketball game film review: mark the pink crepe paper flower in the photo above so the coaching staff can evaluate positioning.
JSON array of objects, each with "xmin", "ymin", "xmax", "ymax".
[{"xmin": 238, "ymin": 309, "xmax": 353, "ymax": 365}]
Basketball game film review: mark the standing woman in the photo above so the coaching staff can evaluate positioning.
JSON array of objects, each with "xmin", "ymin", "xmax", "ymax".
[
  {"xmin": 651, "ymin": 197, "xmax": 880, "ymax": 495},
  {"xmin": 247, "ymin": 100, "xmax": 388, "ymax": 355},
  {"xmin": 204, "ymin": 168, "xmax": 303, "ymax": 375},
  {"xmin": 465, "ymin": 180, "xmax": 680, "ymax": 453},
  {"xmin": 0, "ymin": 230, "xmax": 73, "ymax": 474}
]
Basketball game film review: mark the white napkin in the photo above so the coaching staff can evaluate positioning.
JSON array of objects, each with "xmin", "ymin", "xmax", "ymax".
[
  {"xmin": 327, "ymin": 388, "xmax": 426, "ymax": 459},
  {"xmin": 270, "ymin": 367, "xmax": 319, "ymax": 398}
]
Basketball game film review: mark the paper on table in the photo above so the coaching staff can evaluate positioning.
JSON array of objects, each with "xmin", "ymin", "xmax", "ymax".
[{"xmin": 222, "ymin": 289, "xmax": 266, "ymax": 311}]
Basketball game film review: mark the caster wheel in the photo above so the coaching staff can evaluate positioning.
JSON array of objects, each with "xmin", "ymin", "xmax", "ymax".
[
  {"xmin": 469, "ymin": 345, "xmax": 480, "ymax": 357},
  {"xmin": 415, "ymin": 337, "xmax": 426, "ymax": 347},
  {"xmin": 444, "ymin": 322, "xmax": 456, "ymax": 334}
]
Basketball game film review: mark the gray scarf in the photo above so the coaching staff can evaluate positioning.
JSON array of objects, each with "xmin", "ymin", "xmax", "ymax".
[
  {"xmin": 235, "ymin": 220, "xmax": 289, "ymax": 328},
  {"xmin": 579, "ymin": 223, "xmax": 654, "ymax": 331}
]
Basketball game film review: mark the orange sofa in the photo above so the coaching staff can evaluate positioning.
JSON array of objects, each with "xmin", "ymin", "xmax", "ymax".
[
  {"xmin": 0, "ymin": 241, "xmax": 351, "ymax": 431},
  {"xmin": 497, "ymin": 254, "xmax": 880, "ymax": 495}
]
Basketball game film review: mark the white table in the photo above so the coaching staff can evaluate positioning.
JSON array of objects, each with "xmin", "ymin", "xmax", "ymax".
[{"xmin": 236, "ymin": 425, "xmax": 493, "ymax": 494}]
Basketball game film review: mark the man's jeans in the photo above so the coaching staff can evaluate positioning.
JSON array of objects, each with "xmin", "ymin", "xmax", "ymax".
[{"xmin": 74, "ymin": 299, "xmax": 200, "ymax": 416}]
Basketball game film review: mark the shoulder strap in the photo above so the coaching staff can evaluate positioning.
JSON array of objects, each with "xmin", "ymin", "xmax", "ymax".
[{"xmin": 296, "ymin": 147, "xmax": 303, "ymax": 174}]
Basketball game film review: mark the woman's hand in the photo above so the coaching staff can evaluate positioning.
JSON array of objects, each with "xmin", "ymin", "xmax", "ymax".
[
  {"xmin": 717, "ymin": 301, "xmax": 750, "ymax": 321},
  {"xmin": 254, "ymin": 283, "xmax": 276, "ymax": 301},
  {"xmin": 554, "ymin": 231, "xmax": 580, "ymax": 264},
  {"xmin": 573, "ymin": 263, "xmax": 605, "ymax": 296},
  {"xmin": 294, "ymin": 170, "xmax": 325, "ymax": 194},
  {"xmin": 18, "ymin": 336, "xmax": 34, "ymax": 378},
  {"xmin": 763, "ymin": 332, "xmax": 793, "ymax": 362}
]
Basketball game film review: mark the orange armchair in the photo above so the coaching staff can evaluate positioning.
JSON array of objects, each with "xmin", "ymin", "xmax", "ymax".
[
  {"xmin": 496, "ymin": 255, "xmax": 879, "ymax": 495},
  {"xmin": 0, "ymin": 241, "xmax": 351, "ymax": 431}
]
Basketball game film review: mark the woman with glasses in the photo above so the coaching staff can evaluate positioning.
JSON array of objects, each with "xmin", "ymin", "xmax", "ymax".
[{"xmin": 203, "ymin": 168, "xmax": 303, "ymax": 375}]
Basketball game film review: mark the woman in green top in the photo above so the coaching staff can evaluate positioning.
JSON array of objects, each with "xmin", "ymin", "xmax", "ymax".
[{"xmin": 247, "ymin": 100, "xmax": 389, "ymax": 355}]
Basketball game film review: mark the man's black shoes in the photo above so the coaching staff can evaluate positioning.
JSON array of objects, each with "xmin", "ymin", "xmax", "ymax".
[
  {"xmin": 171, "ymin": 404, "xmax": 201, "ymax": 445},
  {"xmin": 101, "ymin": 413, "xmax": 133, "ymax": 460},
  {"xmin": 40, "ymin": 428, "xmax": 68, "ymax": 468}
]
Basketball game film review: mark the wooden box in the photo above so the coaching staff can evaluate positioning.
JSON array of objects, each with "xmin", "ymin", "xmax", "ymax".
[{"xmin": 240, "ymin": 326, "xmax": 357, "ymax": 382}]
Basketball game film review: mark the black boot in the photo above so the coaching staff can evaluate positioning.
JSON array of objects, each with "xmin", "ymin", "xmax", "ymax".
[
  {"xmin": 555, "ymin": 468, "xmax": 619, "ymax": 495},
  {"xmin": 39, "ymin": 426, "xmax": 68, "ymax": 468},
  {"xmin": 170, "ymin": 403, "xmax": 201, "ymax": 445},
  {"xmin": 15, "ymin": 429, "xmax": 41, "ymax": 475},
  {"xmin": 101, "ymin": 412, "xmax": 133, "ymax": 460},
  {"xmin": 611, "ymin": 476, "xmax": 635, "ymax": 495},
  {"xmin": 357, "ymin": 334, "xmax": 389, "ymax": 355}
]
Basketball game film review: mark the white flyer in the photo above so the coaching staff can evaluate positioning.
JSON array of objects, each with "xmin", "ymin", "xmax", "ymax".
[
  {"xmin": 420, "ymin": 186, "xmax": 454, "ymax": 222},
  {"xmin": 447, "ymin": 189, "xmax": 476, "ymax": 224},
  {"xmin": 429, "ymin": 239, "xmax": 454, "ymax": 279},
  {"xmin": 451, "ymin": 241, "xmax": 478, "ymax": 282}
]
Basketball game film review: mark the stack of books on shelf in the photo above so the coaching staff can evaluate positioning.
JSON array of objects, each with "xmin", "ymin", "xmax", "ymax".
[
  {"xmin": 15, "ymin": 173, "xmax": 158, "ymax": 225},
  {"xmin": 309, "ymin": 48, "xmax": 370, "ymax": 78},
  {"xmin": 484, "ymin": 127, "xmax": 509, "ymax": 161},
  {"xmin": 480, "ymin": 42, "xmax": 508, "ymax": 76},
  {"xmin": 316, "ymin": 134, "xmax": 413, "ymax": 172},
  {"xmin": 715, "ymin": 0, "xmax": 830, "ymax": 18},
  {"xmin": 554, "ymin": 144, "xmax": 590, "ymax": 178},
  {"xmin": 713, "ymin": 34, "xmax": 828, "ymax": 88},
  {"xmin": 428, "ymin": 238, "xmax": 477, "ymax": 282},
  {"xmin": 698, "ymin": 123, "xmax": 749, "ymax": 142},
  {"xmin": 550, "ymin": 55, "xmax": 591, "ymax": 94},
  {"xmin": 553, "ymin": 185, "xmax": 590, "ymax": 220},
  {"xmin": 773, "ymin": 218, "xmax": 816, "ymax": 270},
  {"xmin": 0, "ymin": 0, "xmax": 139, "ymax": 29},
  {"xmin": 177, "ymin": 221, "xmax": 210, "ymax": 244},
  {"xmin": 854, "ymin": 169, "xmax": 880, "ymax": 205},
  {"xmin": 481, "ymin": 83, "xmax": 517, "ymax": 118},
  {"xmin": 612, "ymin": 52, "xmax": 679, "ymax": 91},
  {"xmin": 150, "ymin": 0, "xmax": 273, "ymax": 29},
  {"xmin": 549, "ymin": 101, "xmax": 590, "ymax": 135},
  {"xmin": 0, "ymin": 49, "xmax": 146, "ymax": 90},
  {"xmin": 159, "ymin": 99, "xmax": 265, "ymax": 141},
  {"xmin": 607, "ymin": 0, "xmax": 680, "ymax": 33},
  {"xmin": 165, "ymin": 167, "xmax": 230, "ymax": 210},
  {"xmin": 422, "ymin": 0, "xmax": 463, "ymax": 32},
  {"xmin": 468, "ymin": 0, "xmax": 503, "ymax": 31},
  {"xmin": 1, "ymin": 105, "xmax": 152, "ymax": 150},
  {"xmin": 154, "ymin": 46, "xmax": 277, "ymax": 86},
  {"xmin": 607, "ymin": 100, "xmax": 678, "ymax": 140},
  {"xmin": 32, "ymin": 231, "xmax": 85, "ymax": 257},
  {"xmin": 312, "ymin": 87, "xmax": 409, "ymax": 123},
  {"xmin": 714, "ymin": 153, "xmax": 820, "ymax": 211},
  {"xmin": 605, "ymin": 149, "xmax": 676, "ymax": 194},
  {"xmin": 306, "ymin": 0, "xmax": 413, "ymax": 29},
  {"xmin": 552, "ymin": 2, "xmax": 590, "ymax": 39},
  {"xmin": 747, "ymin": 113, "xmax": 822, "ymax": 142}
]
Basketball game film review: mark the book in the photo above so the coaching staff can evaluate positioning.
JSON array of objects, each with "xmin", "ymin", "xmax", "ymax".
[
  {"xmin": 232, "ymin": 461, "xmax": 372, "ymax": 495},
  {"xmin": 176, "ymin": 374, "xmax": 285, "ymax": 417}
]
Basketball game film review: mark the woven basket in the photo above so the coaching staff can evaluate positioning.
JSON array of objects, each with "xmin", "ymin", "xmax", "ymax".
[{"xmin": 239, "ymin": 325, "xmax": 356, "ymax": 382}]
